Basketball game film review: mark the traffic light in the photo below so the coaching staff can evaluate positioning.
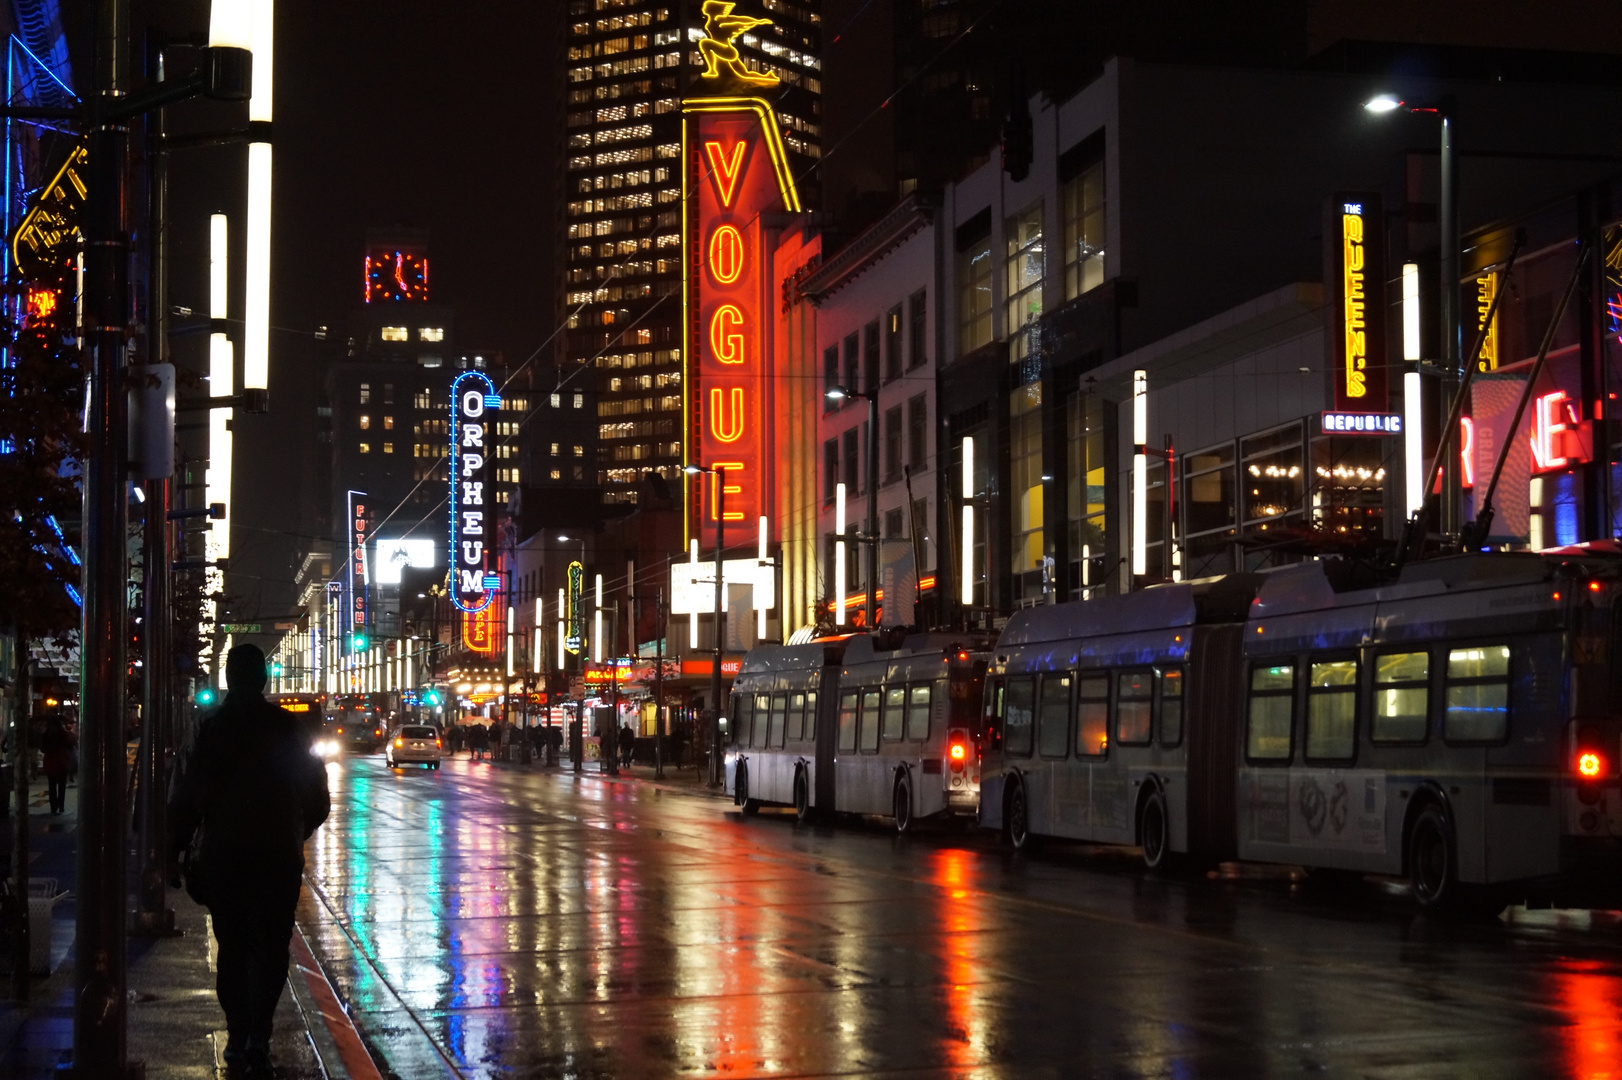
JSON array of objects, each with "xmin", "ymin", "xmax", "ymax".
[
  {"xmin": 350, "ymin": 632, "xmax": 368, "ymax": 652},
  {"xmin": 423, "ymin": 688, "xmax": 442, "ymax": 707},
  {"xmin": 271, "ymin": 660, "xmax": 283, "ymax": 677},
  {"xmin": 195, "ymin": 687, "xmax": 217, "ymax": 706}
]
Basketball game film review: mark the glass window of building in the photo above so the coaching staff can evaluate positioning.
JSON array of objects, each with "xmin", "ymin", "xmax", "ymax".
[
  {"xmin": 863, "ymin": 320, "xmax": 880, "ymax": 394},
  {"xmin": 907, "ymin": 394, "xmax": 928, "ymax": 470},
  {"xmin": 823, "ymin": 345, "xmax": 839, "ymax": 399},
  {"xmin": 380, "ymin": 326, "xmax": 408, "ymax": 342},
  {"xmin": 956, "ymin": 212, "xmax": 993, "ymax": 356},
  {"xmin": 382, "ymin": 416, "xmax": 394, "ymax": 430},
  {"xmin": 419, "ymin": 327, "xmax": 444, "ymax": 342},
  {"xmin": 842, "ymin": 428, "xmax": 859, "ymax": 492},
  {"xmin": 1183, "ymin": 442, "xmax": 1236, "ymax": 578},
  {"xmin": 1060, "ymin": 132, "xmax": 1105, "ymax": 300},
  {"xmin": 1009, "ymin": 382, "xmax": 1045, "ymax": 599},
  {"xmin": 1311, "ymin": 437, "xmax": 1385, "ymax": 540},
  {"xmin": 884, "ymin": 305, "xmax": 902, "ymax": 383},
  {"xmin": 359, "ymin": 383, "xmax": 370, "ymax": 405},
  {"xmin": 358, "ymin": 442, "xmax": 370, "ymax": 454},
  {"xmin": 382, "ymin": 442, "xmax": 393, "ymax": 454},
  {"xmin": 1067, "ymin": 391, "xmax": 1107, "ymax": 599},
  {"xmin": 1005, "ymin": 203, "xmax": 1044, "ymax": 363},
  {"xmin": 884, "ymin": 406, "xmax": 902, "ymax": 483},
  {"xmin": 1241, "ymin": 423, "xmax": 1305, "ymax": 556},
  {"xmin": 842, "ymin": 333, "xmax": 859, "ymax": 396},
  {"xmin": 907, "ymin": 290, "xmax": 927, "ymax": 369},
  {"xmin": 823, "ymin": 439, "xmax": 838, "ymax": 501}
]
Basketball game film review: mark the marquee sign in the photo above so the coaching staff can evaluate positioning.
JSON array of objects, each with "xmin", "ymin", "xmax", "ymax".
[
  {"xmin": 683, "ymin": 7, "xmax": 801, "ymax": 541},
  {"xmin": 347, "ymin": 491, "xmax": 369, "ymax": 634},
  {"xmin": 1321, "ymin": 411, "xmax": 1402, "ymax": 435},
  {"xmin": 11, "ymin": 141, "xmax": 86, "ymax": 282},
  {"xmin": 1326, "ymin": 194, "xmax": 1387, "ymax": 412},
  {"xmin": 449, "ymin": 371, "xmax": 501, "ymax": 612},
  {"xmin": 566, "ymin": 560, "xmax": 584, "ymax": 654}
]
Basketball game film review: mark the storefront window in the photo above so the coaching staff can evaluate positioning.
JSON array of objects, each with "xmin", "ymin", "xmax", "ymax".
[
  {"xmin": 1010, "ymin": 382, "xmax": 1045, "ymax": 601},
  {"xmin": 1005, "ymin": 203, "xmax": 1044, "ymax": 363},
  {"xmin": 1311, "ymin": 437, "xmax": 1386, "ymax": 540},
  {"xmin": 1182, "ymin": 442, "xmax": 1235, "ymax": 578},
  {"xmin": 1240, "ymin": 424, "xmax": 1305, "ymax": 562},
  {"xmin": 1067, "ymin": 391, "xmax": 1107, "ymax": 598}
]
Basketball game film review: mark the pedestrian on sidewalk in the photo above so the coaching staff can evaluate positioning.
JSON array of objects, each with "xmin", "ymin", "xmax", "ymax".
[
  {"xmin": 40, "ymin": 716, "xmax": 75, "ymax": 815},
  {"xmin": 620, "ymin": 722, "xmax": 636, "ymax": 769},
  {"xmin": 168, "ymin": 643, "xmax": 331, "ymax": 1078}
]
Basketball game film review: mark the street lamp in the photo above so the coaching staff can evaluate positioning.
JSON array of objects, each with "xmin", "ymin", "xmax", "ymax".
[
  {"xmin": 1366, "ymin": 91, "xmax": 1460, "ymax": 533},
  {"xmin": 826, "ymin": 385, "xmax": 879, "ymax": 628},
  {"xmin": 685, "ymin": 462, "xmax": 729, "ymax": 786}
]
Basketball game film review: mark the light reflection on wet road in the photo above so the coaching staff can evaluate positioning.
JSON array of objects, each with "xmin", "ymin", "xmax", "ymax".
[{"xmin": 299, "ymin": 757, "xmax": 1622, "ymax": 1079}]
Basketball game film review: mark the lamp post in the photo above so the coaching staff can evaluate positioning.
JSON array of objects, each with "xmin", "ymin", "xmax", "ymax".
[
  {"xmin": 557, "ymin": 534, "xmax": 587, "ymax": 770},
  {"xmin": 1366, "ymin": 92, "xmax": 1459, "ymax": 534},
  {"xmin": 826, "ymin": 386, "xmax": 879, "ymax": 627},
  {"xmin": 684, "ymin": 463, "xmax": 728, "ymax": 786}
]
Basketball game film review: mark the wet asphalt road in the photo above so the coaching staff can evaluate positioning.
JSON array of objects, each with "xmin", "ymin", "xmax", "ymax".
[{"xmin": 297, "ymin": 756, "xmax": 1622, "ymax": 1079}]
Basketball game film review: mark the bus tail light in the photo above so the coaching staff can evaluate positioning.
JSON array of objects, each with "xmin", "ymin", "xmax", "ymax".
[
  {"xmin": 947, "ymin": 733, "xmax": 968, "ymax": 772},
  {"xmin": 336, "ymin": 726, "xmax": 344, "ymax": 735},
  {"xmin": 436, "ymin": 739, "xmax": 442, "ymax": 748},
  {"xmin": 1577, "ymin": 751, "xmax": 1604, "ymax": 779}
]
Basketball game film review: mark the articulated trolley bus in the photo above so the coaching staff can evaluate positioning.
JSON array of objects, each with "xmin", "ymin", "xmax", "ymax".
[
  {"xmin": 725, "ymin": 633, "xmax": 993, "ymax": 830},
  {"xmin": 981, "ymin": 552, "xmax": 1622, "ymax": 911}
]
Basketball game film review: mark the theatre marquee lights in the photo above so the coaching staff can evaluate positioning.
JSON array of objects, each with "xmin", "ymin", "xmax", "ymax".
[
  {"xmin": 449, "ymin": 371, "xmax": 501, "ymax": 612},
  {"xmin": 682, "ymin": 4, "xmax": 802, "ymax": 542}
]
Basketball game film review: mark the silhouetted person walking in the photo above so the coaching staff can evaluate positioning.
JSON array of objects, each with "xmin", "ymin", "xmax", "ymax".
[
  {"xmin": 40, "ymin": 716, "xmax": 75, "ymax": 815},
  {"xmin": 169, "ymin": 644, "xmax": 330, "ymax": 1076}
]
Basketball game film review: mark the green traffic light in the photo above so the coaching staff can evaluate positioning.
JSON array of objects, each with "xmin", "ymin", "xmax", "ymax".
[
  {"xmin": 195, "ymin": 687, "xmax": 217, "ymax": 706},
  {"xmin": 271, "ymin": 661, "xmax": 283, "ymax": 676},
  {"xmin": 351, "ymin": 632, "xmax": 368, "ymax": 651}
]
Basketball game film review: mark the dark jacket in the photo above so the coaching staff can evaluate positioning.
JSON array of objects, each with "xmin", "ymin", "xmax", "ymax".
[
  {"xmin": 168, "ymin": 691, "xmax": 330, "ymax": 875},
  {"xmin": 40, "ymin": 719, "xmax": 76, "ymax": 778}
]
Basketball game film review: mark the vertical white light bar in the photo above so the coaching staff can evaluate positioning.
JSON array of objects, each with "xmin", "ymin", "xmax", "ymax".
[
  {"xmin": 506, "ymin": 604, "xmax": 515, "ymax": 678},
  {"xmin": 208, "ymin": 0, "xmax": 252, "ymax": 48},
  {"xmin": 206, "ymin": 215, "xmax": 233, "ymax": 632},
  {"xmin": 1404, "ymin": 370, "xmax": 1425, "ymax": 518},
  {"xmin": 689, "ymin": 539, "xmax": 700, "ymax": 647},
  {"xmin": 1081, "ymin": 542, "xmax": 1091, "ymax": 598},
  {"xmin": 960, "ymin": 438, "xmax": 974, "ymax": 607},
  {"xmin": 243, "ymin": 0, "xmax": 273, "ymax": 390},
  {"xmin": 756, "ymin": 515, "xmax": 768, "ymax": 638},
  {"xmin": 593, "ymin": 573, "xmax": 604, "ymax": 663},
  {"xmin": 1131, "ymin": 371, "xmax": 1148, "ymax": 578},
  {"xmin": 404, "ymin": 646, "xmax": 412, "ymax": 690},
  {"xmin": 1402, "ymin": 263, "xmax": 1422, "ymax": 362},
  {"xmin": 533, "ymin": 599, "xmax": 543, "ymax": 673},
  {"xmin": 557, "ymin": 589, "xmax": 566, "ymax": 670},
  {"xmin": 835, "ymin": 483, "xmax": 847, "ymax": 625}
]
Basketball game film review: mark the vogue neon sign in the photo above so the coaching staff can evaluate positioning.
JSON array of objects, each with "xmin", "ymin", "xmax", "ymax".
[
  {"xmin": 449, "ymin": 371, "xmax": 501, "ymax": 612},
  {"xmin": 683, "ymin": 18, "xmax": 802, "ymax": 540}
]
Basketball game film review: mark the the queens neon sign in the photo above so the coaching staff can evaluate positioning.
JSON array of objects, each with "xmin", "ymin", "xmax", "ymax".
[
  {"xmin": 449, "ymin": 371, "xmax": 501, "ymax": 612},
  {"xmin": 1341, "ymin": 205, "xmax": 1369, "ymax": 401}
]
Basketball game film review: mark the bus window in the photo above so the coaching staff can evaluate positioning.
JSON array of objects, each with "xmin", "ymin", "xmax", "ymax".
[
  {"xmin": 984, "ymin": 678, "xmax": 1004, "ymax": 752},
  {"xmin": 805, "ymin": 690, "xmax": 817, "ymax": 740},
  {"xmin": 906, "ymin": 685, "xmax": 931, "ymax": 741},
  {"xmin": 882, "ymin": 687, "xmax": 906, "ymax": 741},
  {"xmin": 1372, "ymin": 651, "xmax": 1428, "ymax": 743},
  {"xmin": 1246, "ymin": 663, "xmax": 1295, "ymax": 761},
  {"xmin": 769, "ymin": 693, "xmax": 788, "ymax": 747},
  {"xmin": 732, "ymin": 696, "xmax": 749, "ymax": 746},
  {"xmin": 754, "ymin": 693, "xmax": 771, "ymax": 748},
  {"xmin": 1038, "ymin": 674, "xmax": 1072, "ymax": 758},
  {"xmin": 1159, "ymin": 668, "xmax": 1185, "ymax": 747},
  {"xmin": 788, "ymin": 691, "xmax": 807, "ymax": 741},
  {"xmin": 838, "ymin": 691, "xmax": 859, "ymax": 752},
  {"xmin": 1004, "ymin": 678, "xmax": 1035, "ymax": 757},
  {"xmin": 1306, "ymin": 659, "xmax": 1357, "ymax": 761},
  {"xmin": 1076, "ymin": 673, "xmax": 1109, "ymax": 757},
  {"xmin": 1116, "ymin": 670, "xmax": 1153, "ymax": 746},
  {"xmin": 860, "ymin": 689, "xmax": 883, "ymax": 752},
  {"xmin": 1445, "ymin": 645, "xmax": 1511, "ymax": 743}
]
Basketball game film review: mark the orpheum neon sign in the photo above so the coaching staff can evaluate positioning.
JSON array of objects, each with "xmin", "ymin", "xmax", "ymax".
[
  {"xmin": 449, "ymin": 371, "xmax": 502, "ymax": 612},
  {"xmin": 683, "ymin": 9, "xmax": 802, "ymax": 540}
]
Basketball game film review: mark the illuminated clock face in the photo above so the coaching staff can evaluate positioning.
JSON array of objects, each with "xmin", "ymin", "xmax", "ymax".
[{"xmin": 364, "ymin": 250, "xmax": 429, "ymax": 303}]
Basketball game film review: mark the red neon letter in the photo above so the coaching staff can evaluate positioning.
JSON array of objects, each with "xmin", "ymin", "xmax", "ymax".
[
  {"xmin": 710, "ymin": 462, "xmax": 746, "ymax": 521},
  {"xmin": 709, "ymin": 387, "xmax": 746, "ymax": 443},
  {"xmin": 1459, "ymin": 416, "xmax": 1475, "ymax": 488},
  {"xmin": 704, "ymin": 140, "xmax": 746, "ymax": 208},
  {"xmin": 709, "ymin": 304, "xmax": 745, "ymax": 364},
  {"xmin": 1531, "ymin": 391, "xmax": 1570, "ymax": 471},
  {"xmin": 708, "ymin": 224, "xmax": 745, "ymax": 284}
]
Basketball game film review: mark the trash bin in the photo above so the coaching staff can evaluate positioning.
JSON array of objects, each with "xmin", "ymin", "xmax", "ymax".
[{"xmin": 27, "ymin": 878, "xmax": 63, "ymax": 974}]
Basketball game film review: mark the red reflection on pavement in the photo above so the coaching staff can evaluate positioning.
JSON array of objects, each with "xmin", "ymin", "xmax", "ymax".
[
  {"xmin": 1553, "ymin": 959, "xmax": 1622, "ymax": 1080},
  {"xmin": 932, "ymin": 847, "xmax": 982, "ymax": 1068}
]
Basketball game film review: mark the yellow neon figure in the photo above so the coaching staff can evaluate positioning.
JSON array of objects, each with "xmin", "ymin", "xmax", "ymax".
[{"xmin": 698, "ymin": 1, "xmax": 779, "ymax": 86}]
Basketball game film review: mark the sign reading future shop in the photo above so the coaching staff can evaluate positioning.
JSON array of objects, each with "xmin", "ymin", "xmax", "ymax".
[{"xmin": 449, "ymin": 371, "xmax": 501, "ymax": 613}]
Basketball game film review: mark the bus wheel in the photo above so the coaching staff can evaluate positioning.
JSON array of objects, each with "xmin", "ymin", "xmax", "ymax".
[
  {"xmin": 1409, "ymin": 805, "xmax": 1458, "ymax": 912},
  {"xmin": 793, "ymin": 770, "xmax": 811, "ymax": 824},
  {"xmin": 893, "ymin": 775, "xmax": 914, "ymax": 835},
  {"xmin": 737, "ymin": 766, "xmax": 760, "ymax": 816},
  {"xmin": 1006, "ymin": 779, "xmax": 1033, "ymax": 850},
  {"xmin": 1140, "ymin": 789, "xmax": 1170, "ymax": 870}
]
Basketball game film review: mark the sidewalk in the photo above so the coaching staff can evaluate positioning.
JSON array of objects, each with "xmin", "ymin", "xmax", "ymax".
[{"xmin": 0, "ymin": 775, "xmax": 350, "ymax": 1079}]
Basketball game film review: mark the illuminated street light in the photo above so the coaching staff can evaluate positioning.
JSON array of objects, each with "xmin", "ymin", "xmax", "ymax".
[{"xmin": 1363, "ymin": 94, "xmax": 1403, "ymax": 113}]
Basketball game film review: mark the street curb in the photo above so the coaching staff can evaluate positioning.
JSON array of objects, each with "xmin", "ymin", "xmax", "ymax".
[{"xmin": 289, "ymin": 925, "xmax": 383, "ymax": 1080}]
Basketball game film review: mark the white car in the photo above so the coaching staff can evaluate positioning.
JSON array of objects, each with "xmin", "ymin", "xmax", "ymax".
[{"xmin": 386, "ymin": 725, "xmax": 443, "ymax": 769}]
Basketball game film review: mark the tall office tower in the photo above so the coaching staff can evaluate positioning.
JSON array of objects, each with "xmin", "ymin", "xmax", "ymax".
[{"xmin": 557, "ymin": 0, "xmax": 822, "ymax": 506}]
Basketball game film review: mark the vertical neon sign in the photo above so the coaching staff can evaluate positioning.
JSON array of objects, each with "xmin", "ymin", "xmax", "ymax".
[
  {"xmin": 449, "ymin": 371, "xmax": 500, "ymax": 612},
  {"xmin": 1327, "ymin": 194, "xmax": 1387, "ymax": 411},
  {"xmin": 683, "ymin": 13, "xmax": 802, "ymax": 543}
]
